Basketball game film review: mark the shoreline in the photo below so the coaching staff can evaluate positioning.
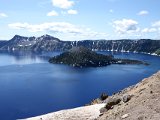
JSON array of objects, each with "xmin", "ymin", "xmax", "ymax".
[
  {"xmin": 22, "ymin": 71, "xmax": 160, "ymax": 120},
  {"xmin": 0, "ymin": 49, "xmax": 160, "ymax": 57}
]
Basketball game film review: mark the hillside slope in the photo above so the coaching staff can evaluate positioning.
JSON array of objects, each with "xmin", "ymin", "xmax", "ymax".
[
  {"xmin": 97, "ymin": 71, "xmax": 160, "ymax": 120},
  {"xmin": 23, "ymin": 71, "xmax": 160, "ymax": 120}
]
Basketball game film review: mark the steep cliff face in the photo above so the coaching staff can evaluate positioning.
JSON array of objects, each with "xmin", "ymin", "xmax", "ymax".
[
  {"xmin": 69, "ymin": 39, "xmax": 160, "ymax": 54},
  {"xmin": 0, "ymin": 35, "xmax": 160, "ymax": 55}
]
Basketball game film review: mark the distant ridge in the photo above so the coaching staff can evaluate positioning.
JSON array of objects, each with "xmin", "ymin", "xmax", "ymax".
[{"xmin": 0, "ymin": 35, "xmax": 160, "ymax": 56}]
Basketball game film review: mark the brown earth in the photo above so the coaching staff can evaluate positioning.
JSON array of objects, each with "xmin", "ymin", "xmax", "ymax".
[{"xmin": 97, "ymin": 71, "xmax": 160, "ymax": 120}]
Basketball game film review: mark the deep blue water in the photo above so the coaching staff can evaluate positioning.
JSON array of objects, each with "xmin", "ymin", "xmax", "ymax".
[{"xmin": 0, "ymin": 51, "xmax": 160, "ymax": 120}]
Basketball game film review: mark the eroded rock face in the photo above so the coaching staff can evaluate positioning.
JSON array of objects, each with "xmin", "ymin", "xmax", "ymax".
[{"xmin": 1, "ymin": 35, "xmax": 160, "ymax": 56}]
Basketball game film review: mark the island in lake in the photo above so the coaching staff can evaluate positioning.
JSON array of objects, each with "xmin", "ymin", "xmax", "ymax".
[{"xmin": 49, "ymin": 46, "xmax": 148, "ymax": 67}]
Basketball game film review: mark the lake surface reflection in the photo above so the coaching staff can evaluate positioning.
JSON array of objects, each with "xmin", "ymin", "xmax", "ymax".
[{"xmin": 0, "ymin": 51, "xmax": 160, "ymax": 120}]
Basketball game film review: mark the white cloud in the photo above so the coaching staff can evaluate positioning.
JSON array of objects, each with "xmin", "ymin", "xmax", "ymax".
[
  {"xmin": 0, "ymin": 13, "xmax": 8, "ymax": 18},
  {"xmin": 151, "ymin": 21, "xmax": 160, "ymax": 34},
  {"xmin": 152, "ymin": 21, "xmax": 160, "ymax": 27},
  {"xmin": 138, "ymin": 10, "xmax": 149, "ymax": 16},
  {"xmin": 141, "ymin": 28, "xmax": 157, "ymax": 33},
  {"xmin": 67, "ymin": 9, "xmax": 78, "ymax": 15},
  {"xmin": 51, "ymin": 0, "xmax": 74, "ymax": 9},
  {"xmin": 138, "ymin": 20, "xmax": 160, "ymax": 34},
  {"xmin": 113, "ymin": 19, "xmax": 139, "ymax": 34},
  {"xmin": 47, "ymin": 10, "xmax": 59, "ymax": 16},
  {"xmin": 8, "ymin": 23, "xmax": 29, "ymax": 30},
  {"xmin": 8, "ymin": 22, "xmax": 108, "ymax": 39},
  {"xmin": 8, "ymin": 22, "xmax": 81, "ymax": 33}
]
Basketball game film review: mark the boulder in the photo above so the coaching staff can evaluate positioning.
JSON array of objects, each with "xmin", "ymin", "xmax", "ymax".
[
  {"xmin": 122, "ymin": 95, "xmax": 132, "ymax": 103},
  {"xmin": 100, "ymin": 93, "xmax": 108, "ymax": 100},
  {"xmin": 121, "ymin": 114, "xmax": 129, "ymax": 119},
  {"xmin": 105, "ymin": 97, "xmax": 121, "ymax": 110},
  {"xmin": 99, "ymin": 107, "xmax": 108, "ymax": 113}
]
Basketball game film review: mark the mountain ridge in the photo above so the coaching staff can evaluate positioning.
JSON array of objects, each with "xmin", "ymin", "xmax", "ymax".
[{"xmin": 0, "ymin": 35, "xmax": 160, "ymax": 55}]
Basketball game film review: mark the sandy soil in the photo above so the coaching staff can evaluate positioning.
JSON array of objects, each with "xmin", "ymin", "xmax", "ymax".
[
  {"xmin": 97, "ymin": 71, "xmax": 160, "ymax": 120},
  {"xmin": 22, "ymin": 104, "xmax": 105, "ymax": 120}
]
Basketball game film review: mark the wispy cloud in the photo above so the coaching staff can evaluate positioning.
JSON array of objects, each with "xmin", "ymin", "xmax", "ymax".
[
  {"xmin": 0, "ymin": 13, "xmax": 8, "ymax": 18},
  {"xmin": 152, "ymin": 21, "xmax": 160, "ymax": 27},
  {"xmin": 141, "ymin": 28, "xmax": 157, "ymax": 33},
  {"xmin": 47, "ymin": 10, "xmax": 59, "ymax": 16},
  {"xmin": 51, "ymin": 0, "xmax": 74, "ymax": 9},
  {"xmin": 8, "ymin": 22, "xmax": 108, "ymax": 39},
  {"xmin": 139, "ymin": 20, "xmax": 160, "ymax": 34},
  {"xmin": 38, "ymin": 1, "xmax": 51, "ymax": 8},
  {"xmin": 138, "ymin": 10, "xmax": 149, "ymax": 16},
  {"xmin": 67, "ymin": 9, "xmax": 78, "ymax": 15},
  {"xmin": 8, "ymin": 22, "xmax": 80, "ymax": 33}
]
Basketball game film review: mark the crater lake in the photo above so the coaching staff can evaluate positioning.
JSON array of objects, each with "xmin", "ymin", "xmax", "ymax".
[{"xmin": 0, "ymin": 51, "xmax": 160, "ymax": 120}]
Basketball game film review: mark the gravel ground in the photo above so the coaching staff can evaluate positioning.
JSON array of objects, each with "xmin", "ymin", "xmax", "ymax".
[{"xmin": 97, "ymin": 71, "xmax": 160, "ymax": 120}]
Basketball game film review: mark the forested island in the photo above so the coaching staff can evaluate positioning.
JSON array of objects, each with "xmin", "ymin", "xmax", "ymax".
[{"xmin": 49, "ymin": 46, "xmax": 148, "ymax": 67}]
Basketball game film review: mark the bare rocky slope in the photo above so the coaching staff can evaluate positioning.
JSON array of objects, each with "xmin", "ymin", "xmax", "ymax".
[
  {"xmin": 23, "ymin": 71, "xmax": 160, "ymax": 120},
  {"xmin": 97, "ymin": 71, "xmax": 160, "ymax": 120}
]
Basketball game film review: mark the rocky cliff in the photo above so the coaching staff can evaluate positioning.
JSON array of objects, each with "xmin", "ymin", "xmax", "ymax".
[{"xmin": 0, "ymin": 35, "xmax": 160, "ymax": 55}]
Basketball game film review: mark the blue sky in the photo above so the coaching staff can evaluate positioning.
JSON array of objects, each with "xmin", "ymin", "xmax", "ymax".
[{"xmin": 0, "ymin": 0, "xmax": 160, "ymax": 41}]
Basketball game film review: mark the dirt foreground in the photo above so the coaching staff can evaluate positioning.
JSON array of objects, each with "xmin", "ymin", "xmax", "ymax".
[
  {"xmin": 22, "ymin": 104, "xmax": 105, "ymax": 120},
  {"xmin": 97, "ymin": 71, "xmax": 160, "ymax": 120}
]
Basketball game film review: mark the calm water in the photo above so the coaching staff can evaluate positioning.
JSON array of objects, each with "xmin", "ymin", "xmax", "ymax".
[{"xmin": 0, "ymin": 51, "xmax": 160, "ymax": 120}]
